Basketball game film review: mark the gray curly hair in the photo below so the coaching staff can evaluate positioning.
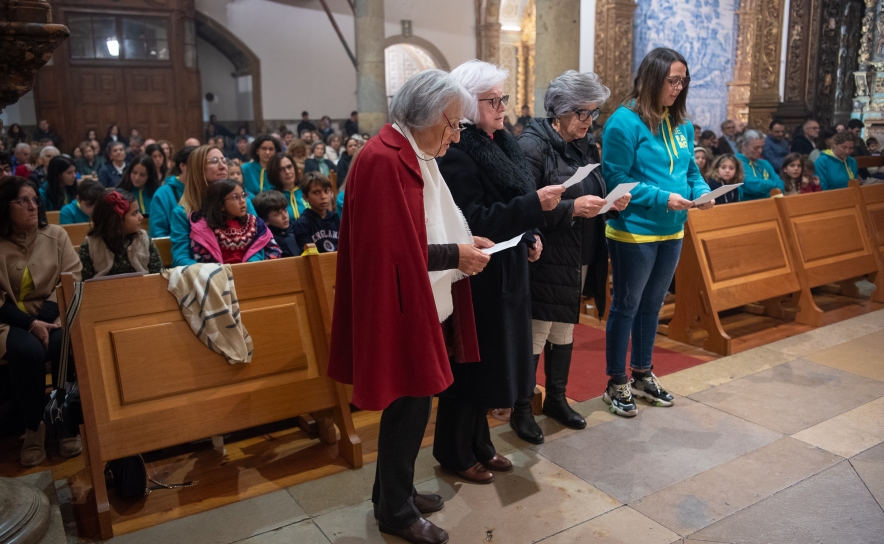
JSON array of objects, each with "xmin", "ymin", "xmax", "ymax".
[{"xmin": 543, "ymin": 71, "xmax": 611, "ymax": 118}]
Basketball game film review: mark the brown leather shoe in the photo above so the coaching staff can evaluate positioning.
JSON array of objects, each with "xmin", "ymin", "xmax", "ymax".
[
  {"xmin": 480, "ymin": 453, "xmax": 513, "ymax": 473},
  {"xmin": 379, "ymin": 517, "xmax": 449, "ymax": 544},
  {"xmin": 445, "ymin": 462, "xmax": 494, "ymax": 484},
  {"xmin": 373, "ymin": 493, "xmax": 444, "ymax": 518}
]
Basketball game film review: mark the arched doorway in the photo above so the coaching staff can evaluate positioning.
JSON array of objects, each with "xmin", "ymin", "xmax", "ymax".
[{"xmin": 385, "ymin": 43, "xmax": 438, "ymax": 99}]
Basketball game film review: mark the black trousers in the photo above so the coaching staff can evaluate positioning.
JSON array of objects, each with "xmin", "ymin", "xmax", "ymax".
[
  {"xmin": 5, "ymin": 327, "xmax": 63, "ymax": 431},
  {"xmin": 433, "ymin": 396, "xmax": 495, "ymax": 471},
  {"xmin": 372, "ymin": 395, "xmax": 433, "ymax": 529}
]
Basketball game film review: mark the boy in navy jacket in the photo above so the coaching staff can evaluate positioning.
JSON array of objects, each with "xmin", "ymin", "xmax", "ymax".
[
  {"xmin": 253, "ymin": 190, "xmax": 301, "ymax": 257},
  {"xmin": 293, "ymin": 172, "xmax": 340, "ymax": 253}
]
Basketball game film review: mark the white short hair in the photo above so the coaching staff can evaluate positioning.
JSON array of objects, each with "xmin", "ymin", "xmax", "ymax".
[
  {"xmin": 544, "ymin": 71, "xmax": 610, "ymax": 118},
  {"xmin": 39, "ymin": 146, "xmax": 59, "ymax": 159},
  {"xmin": 738, "ymin": 129, "xmax": 764, "ymax": 150},
  {"xmin": 450, "ymin": 60, "xmax": 509, "ymax": 124},
  {"xmin": 389, "ymin": 69, "xmax": 471, "ymax": 131},
  {"xmin": 14, "ymin": 142, "xmax": 30, "ymax": 153}
]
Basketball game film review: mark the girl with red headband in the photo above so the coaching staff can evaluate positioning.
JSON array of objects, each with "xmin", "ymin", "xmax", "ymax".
[{"xmin": 78, "ymin": 190, "xmax": 163, "ymax": 280}]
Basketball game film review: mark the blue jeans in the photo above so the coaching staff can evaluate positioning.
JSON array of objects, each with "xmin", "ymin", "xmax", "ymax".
[{"xmin": 605, "ymin": 238, "xmax": 683, "ymax": 377}]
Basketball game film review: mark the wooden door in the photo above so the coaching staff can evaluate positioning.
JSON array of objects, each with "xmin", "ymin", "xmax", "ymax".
[
  {"xmin": 123, "ymin": 67, "xmax": 176, "ymax": 143},
  {"xmin": 70, "ymin": 67, "xmax": 129, "ymax": 146}
]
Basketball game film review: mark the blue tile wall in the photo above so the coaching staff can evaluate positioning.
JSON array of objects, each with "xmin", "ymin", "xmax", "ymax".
[{"xmin": 633, "ymin": 0, "xmax": 737, "ymax": 132}]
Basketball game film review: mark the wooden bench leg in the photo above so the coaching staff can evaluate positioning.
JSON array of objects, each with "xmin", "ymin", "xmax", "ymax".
[
  {"xmin": 330, "ymin": 381, "xmax": 363, "ymax": 469},
  {"xmin": 870, "ymin": 271, "xmax": 884, "ymax": 303},
  {"xmin": 79, "ymin": 424, "xmax": 113, "ymax": 540},
  {"xmin": 837, "ymin": 277, "xmax": 864, "ymax": 298},
  {"xmin": 311, "ymin": 410, "xmax": 338, "ymax": 445},
  {"xmin": 794, "ymin": 288, "xmax": 824, "ymax": 327},
  {"xmin": 759, "ymin": 295, "xmax": 793, "ymax": 320}
]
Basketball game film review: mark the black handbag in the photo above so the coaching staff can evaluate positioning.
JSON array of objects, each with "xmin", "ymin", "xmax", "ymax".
[
  {"xmin": 43, "ymin": 281, "xmax": 83, "ymax": 441},
  {"xmin": 105, "ymin": 454, "xmax": 198, "ymax": 499}
]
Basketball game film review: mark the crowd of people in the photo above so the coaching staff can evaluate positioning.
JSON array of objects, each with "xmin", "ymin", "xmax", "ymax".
[{"xmin": 0, "ymin": 45, "xmax": 877, "ymax": 544}]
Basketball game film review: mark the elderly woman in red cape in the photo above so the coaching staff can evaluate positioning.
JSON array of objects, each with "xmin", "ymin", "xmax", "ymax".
[{"xmin": 327, "ymin": 70, "xmax": 492, "ymax": 544}]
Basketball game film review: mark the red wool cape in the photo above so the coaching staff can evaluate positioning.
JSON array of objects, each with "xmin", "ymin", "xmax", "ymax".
[{"xmin": 327, "ymin": 125, "xmax": 480, "ymax": 411}]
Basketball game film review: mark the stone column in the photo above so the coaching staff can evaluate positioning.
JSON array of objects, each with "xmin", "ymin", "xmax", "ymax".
[
  {"xmin": 354, "ymin": 0, "xmax": 387, "ymax": 135},
  {"xmin": 534, "ymin": 0, "xmax": 580, "ymax": 116},
  {"xmin": 727, "ymin": 0, "xmax": 759, "ymax": 126},
  {"xmin": 594, "ymin": 0, "xmax": 637, "ymax": 121},
  {"xmin": 746, "ymin": 0, "xmax": 787, "ymax": 129},
  {"xmin": 479, "ymin": 22, "xmax": 502, "ymax": 65}
]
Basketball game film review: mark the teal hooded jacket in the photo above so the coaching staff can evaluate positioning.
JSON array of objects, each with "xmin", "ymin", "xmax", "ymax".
[{"xmin": 602, "ymin": 105, "xmax": 710, "ymax": 241}]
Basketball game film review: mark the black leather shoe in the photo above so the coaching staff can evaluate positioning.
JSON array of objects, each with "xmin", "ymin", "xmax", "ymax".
[
  {"xmin": 510, "ymin": 354, "xmax": 544, "ymax": 444},
  {"xmin": 542, "ymin": 342, "xmax": 586, "ymax": 429},
  {"xmin": 374, "ymin": 493, "xmax": 444, "ymax": 518},
  {"xmin": 378, "ymin": 517, "xmax": 449, "ymax": 544}
]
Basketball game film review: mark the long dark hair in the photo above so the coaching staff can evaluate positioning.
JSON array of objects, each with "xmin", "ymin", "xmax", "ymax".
[
  {"xmin": 0, "ymin": 176, "xmax": 47, "ymax": 237},
  {"xmin": 779, "ymin": 152, "xmax": 804, "ymax": 192},
  {"xmin": 6, "ymin": 124, "xmax": 25, "ymax": 145},
  {"xmin": 624, "ymin": 47, "xmax": 691, "ymax": 131},
  {"xmin": 118, "ymin": 154, "xmax": 160, "ymax": 194},
  {"xmin": 89, "ymin": 189, "xmax": 137, "ymax": 254},
  {"xmin": 249, "ymin": 134, "xmax": 281, "ymax": 163},
  {"xmin": 45, "ymin": 155, "xmax": 78, "ymax": 210},
  {"xmin": 266, "ymin": 152, "xmax": 300, "ymax": 191},
  {"xmin": 144, "ymin": 143, "xmax": 168, "ymax": 180},
  {"xmin": 200, "ymin": 179, "xmax": 245, "ymax": 230}
]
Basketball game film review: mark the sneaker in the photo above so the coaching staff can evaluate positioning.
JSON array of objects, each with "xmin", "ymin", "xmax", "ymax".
[
  {"xmin": 631, "ymin": 372, "xmax": 674, "ymax": 407},
  {"xmin": 603, "ymin": 381, "xmax": 637, "ymax": 417}
]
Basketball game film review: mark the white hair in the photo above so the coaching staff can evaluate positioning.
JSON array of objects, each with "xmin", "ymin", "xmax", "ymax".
[
  {"xmin": 738, "ymin": 129, "xmax": 764, "ymax": 150},
  {"xmin": 544, "ymin": 70, "xmax": 611, "ymax": 118},
  {"xmin": 14, "ymin": 142, "xmax": 30, "ymax": 153},
  {"xmin": 449, "ymin": 60, "xmax": 510, "ymax": 124},
  {"xmin": 389, "ymin": 69, "xmax": 471, "ymax": 131},
  {"xmin": 39, "ymin": 146, "xmax": 59, "ymax": 159}
]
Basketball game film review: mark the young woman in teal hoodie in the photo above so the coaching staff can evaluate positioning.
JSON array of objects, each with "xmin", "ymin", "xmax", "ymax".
[
  {"xmin": 601, "ymin": 48, "xmax": 712, "ymax": 418},
  {"xmin": 148, "ymin": 146, "xmax": 195, "ymax": 238},
  {"xmin": 815, "ymin": 131, "xmax": 860, "ymax": 190}
]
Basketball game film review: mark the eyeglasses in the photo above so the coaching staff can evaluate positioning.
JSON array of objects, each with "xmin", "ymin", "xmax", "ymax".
[
  {"xmin": 225, "ymin": 193, "xmax": 247, "ymax": 203},
  {"xmin": 666, "ymin": 76, "xmax": 691, "ymax": 89},
  {"xmin": 573, "ymin": 108, "xmax": 602, "ymax": 122},
  {"xmin": 443, "ymin": 112, "xmax": 466, "ymax": 133},
  {"xmin": 207, "ymin": 156, "xmax": 230, "ymax": 166},
  {"xmin": 478, "ymin": 95, "xmax": 509, "ymax": 110},
  {"xmin": 11, "ymin": 197, "xmax": 40, "ymax": 207}
]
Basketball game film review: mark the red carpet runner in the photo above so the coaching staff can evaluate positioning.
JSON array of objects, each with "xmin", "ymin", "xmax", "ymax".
[{"xmin": 536, "ymin": 324, "xmax": 707, "ymax": 402}]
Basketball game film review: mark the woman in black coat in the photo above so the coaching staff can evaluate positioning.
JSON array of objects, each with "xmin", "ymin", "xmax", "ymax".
[
  {"xmin": 518, "ymin": 71, "xmax": 630, "ymax": 432},
  {"xmin": 435, "ymin": 61, "xmax": 566, "ymax": 481}
]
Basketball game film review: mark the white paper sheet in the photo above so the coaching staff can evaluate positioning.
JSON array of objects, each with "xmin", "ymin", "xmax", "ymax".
[
  {"xmin": 598, "ymin": 182, "xmax": 639, "ymax": 214},
  {"xmin": 561, "ymin": 164, "xmax": 600, "ymax": 189},
  {"xmin": 693, "ymin": 183, "xmax": 742, "ymax": 205},
  {"xmin": 480, "ymin": 233, "xmax": 525, "ymax": 255}
]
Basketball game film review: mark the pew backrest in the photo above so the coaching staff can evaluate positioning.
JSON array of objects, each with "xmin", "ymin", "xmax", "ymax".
[
  {"xmin": 776, "ymin": 187, "xmax": 878, "ymax": 288},
  {"xmin": 856, "ymin": 155, "xmax": 884, "ymax": 170},
  {"xmin": 46, "ymin": 211, "xmax": 60, "ymax": 225}
]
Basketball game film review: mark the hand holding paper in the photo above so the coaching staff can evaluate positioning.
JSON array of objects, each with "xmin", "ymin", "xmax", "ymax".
[
  {"xmin": 693, "ymin": 183, "xmax": 742, "ymax": 206},
  {"xmin": 481, "ymin": 233, "xmax": 524, "ymax": 255},
  {"xmin": 598, "ymin": 182, "xmax": 639, "ymax": 214},
  {"xmin": 561, "ymin": 164, "xmax": 600, "ymax": 189}
]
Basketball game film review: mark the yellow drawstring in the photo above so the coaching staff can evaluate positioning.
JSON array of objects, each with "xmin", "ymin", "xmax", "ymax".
[
  {"xmin": 661, "ymin": 111, "xmax": 678, "ymax": 174},
  {"xmin": 259, "ymin": 168, "xmax": 265, "ymax": 193},
  {"xmin": 138, "ymin": 189, "xmax": 146, "ymax": 214},
  {"xmin": 289, "ymin": 190, "xmax": 301, "ymax": 220}
]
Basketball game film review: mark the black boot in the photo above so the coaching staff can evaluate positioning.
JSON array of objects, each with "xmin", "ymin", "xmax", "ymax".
[
  {"xmin": 542, "ymin": 342, "xmax": 586, "ymax": 429},
  {"xmin": 510, "ymin": 354, "xmax": 544, "ymax": 444}
]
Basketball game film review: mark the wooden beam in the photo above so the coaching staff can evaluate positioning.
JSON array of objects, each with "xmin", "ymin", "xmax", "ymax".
[{"xmin": 318, "ymin": 0, "xmax": 357, "ymax": 69}]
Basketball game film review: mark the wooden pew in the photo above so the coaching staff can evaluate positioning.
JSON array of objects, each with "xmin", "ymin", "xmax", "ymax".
[
  {"xmin": 668, "ymin": 198, "xmax": 803, "ymax": 355},
  {"xmin": 46, "ymin": 211, "xmax": 60, "ymax": 224},
  {"xmin": 64, "ymin": 254, "xmax": 360, "ymax": 539},
  {"xmin": 855, "ymin": 180, "xmax": 884, "ymax": 254},
  {"xmin": 777, "ymin": 186, "xmax": 884, "ymax": 326},
  {"xmin": 855, "ymin": 155, "xmax": 884, "ymax": 170},
  {"xmin": 61, "ymin": 222, "xmax": 91, "ymax": 247},
  {"xmin": 153, "ymin": 237, "xmax": 172, "ymax": 267},
  {"xmin": 61, "ymin": 217, "xmax": 150, "ymax": 248}
]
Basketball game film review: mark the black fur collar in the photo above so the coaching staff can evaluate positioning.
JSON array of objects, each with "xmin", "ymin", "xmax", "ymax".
[{"xmin": 453, "ymin": 125, "xmax": 535, "ymax": 199}]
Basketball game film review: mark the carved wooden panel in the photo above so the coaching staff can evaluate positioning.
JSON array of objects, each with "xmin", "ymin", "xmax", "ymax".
[
  {"xmin": 687, "ymin": 199, "xmax": 799, "ymax": 310},
  {"xmin": 71, "ymin": 67, "xmax": 129, "ymax": 141},
  {"xmin": 111, "ymin": 303, "xmax": 309, "ymax": 405},
  {"xmin": 780, "ymin": 189, "xmax": 877, "ymax": 288},
  {"xmin": 701, "ymin": 225, "xmax": 789, "ymax": 283}
]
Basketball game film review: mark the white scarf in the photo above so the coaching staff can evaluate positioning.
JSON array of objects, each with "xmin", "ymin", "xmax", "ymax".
[{"xmin": 394, "ymin": 124, "xmax": 473, "ymax": 322}]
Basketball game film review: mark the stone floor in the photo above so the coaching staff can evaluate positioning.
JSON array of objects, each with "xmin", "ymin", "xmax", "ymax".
[{"xmin": 59, "ymin": 310, "xmax": 884, "ymax": 543}]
